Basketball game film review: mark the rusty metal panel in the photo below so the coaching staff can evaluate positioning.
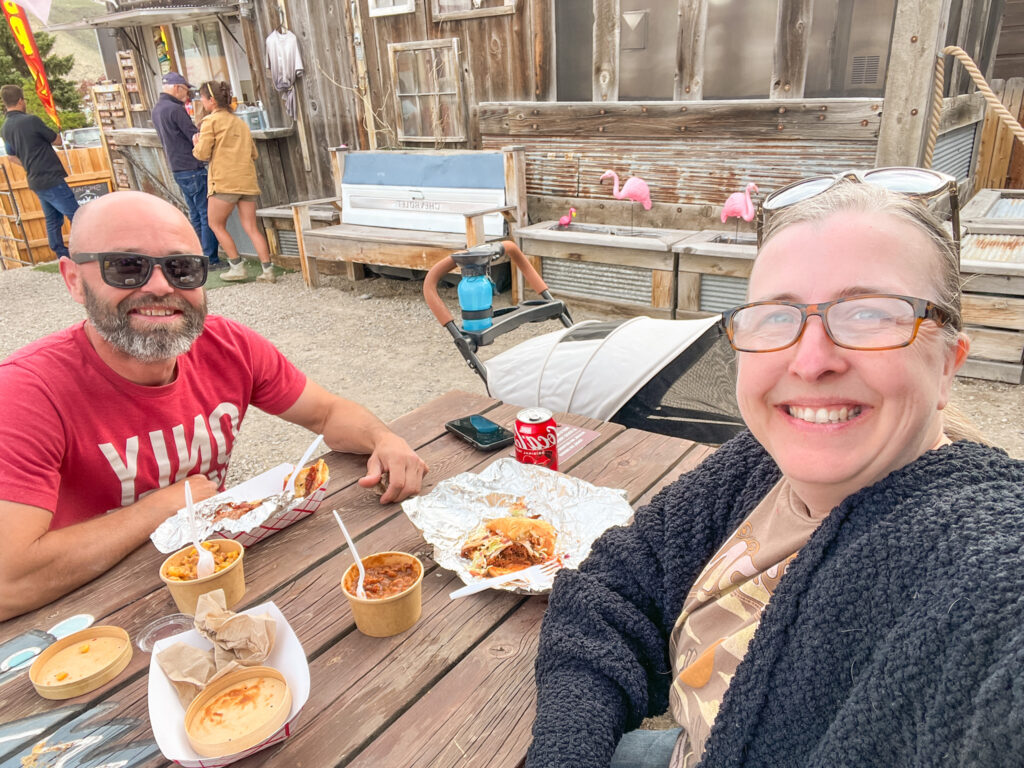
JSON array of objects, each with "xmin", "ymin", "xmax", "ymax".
[
  {"xmin": 961, "ymin": 233, "xmax": 1024, "ymax": 265},
  {"xmin": 483, "ymin": 135, "xmax": 877, "ymax": 205},
  {"xmin": 700, "ymin": 274, "xmax": 748, "ymax": 313},
  {"xmin": 542, "ymin": 258, "xmax": 651, "ymax": 304}
]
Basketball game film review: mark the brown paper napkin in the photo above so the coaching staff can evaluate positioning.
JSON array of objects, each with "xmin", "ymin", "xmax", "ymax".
[{"xmin": 155, "ymin": 589, "xmax": 277, "ymax": 708}]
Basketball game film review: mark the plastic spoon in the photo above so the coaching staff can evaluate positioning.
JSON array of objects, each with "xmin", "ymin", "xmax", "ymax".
[
  {"xmin": 186, "ymin": 480, "xmax": 215, "ymax": 579},
  {"xmin": 287, "ymin": 433, "xmax": 324, "ymax": 494},
  {"xmin": 332, "ymin": 509, "xmax": 366, "ymax": 598}
]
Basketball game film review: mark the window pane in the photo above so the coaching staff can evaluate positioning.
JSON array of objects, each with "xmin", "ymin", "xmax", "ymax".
[
  {"xmin": 396, "ymin": 51, "xmax": 417, "ymax": 94},
  {"xmin": 702, "ymin": 0, "xmax": 777, "ymax": 99},
  {"xmin": 175, "ymin": 21, "xmax": 229, "ymax": 89},
  {"xmin": 437, "ymin": 94, "xmax": 459, "ymax": 136},
  {"xmin": 400, "ymin": 96, "xmax": 423, "ymax": 136},
  {"xmin": 433, "ymin": 48, "xmax": 457, "ymax": 93}
]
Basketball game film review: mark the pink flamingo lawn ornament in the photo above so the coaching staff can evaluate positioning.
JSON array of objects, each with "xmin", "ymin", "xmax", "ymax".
[
  {"xmin": 558, "ymin": 207, "xmax": 577, "ymax": 229},
  {"xmin": 600, "ymin": 169, "xmax": 652, "ymax": 233},
  {"xmin": 721, "ymin": 182, "xmax": 759, "ymax": 241}
]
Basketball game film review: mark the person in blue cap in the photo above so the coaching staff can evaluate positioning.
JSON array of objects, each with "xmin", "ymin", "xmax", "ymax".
[{"xmin": 152, "ymin": 71, "xmax": 223, "ymax": 270}]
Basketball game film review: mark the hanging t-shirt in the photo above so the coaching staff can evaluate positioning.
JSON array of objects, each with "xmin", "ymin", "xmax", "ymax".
[
  {"xmin": 0, "ymin": 315, "xmax": 306, "ymax": 529},
  {"xmin": 264, "ymin": 28, "xmax": 303, "ymax": 120}
]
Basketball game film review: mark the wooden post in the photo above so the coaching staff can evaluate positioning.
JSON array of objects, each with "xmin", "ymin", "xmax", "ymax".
[
  {"xmin": 771, "ymin": 0, "xmax": 813, "ymax": 99},
  {"xmin": 876, "ymin": 0, "xmax": 954, "ymax": 167},
  {"xmin": 329, "ymin": 146, "xmax": 348, "ymax": 200},
  {"xmin": 504, "ymin": 145, "xmax": 527, "ymax": 305},
  {"xmin": 675, "ymin": 0, "xmax": 707, "ymax": 100},
  {"xmin": 531, "ymin": 0, "xmax": 555, "ymax": 101},
  {"xmin": 593, "ymin": 0, "xmax": 619, "ymax": 102},
  {"xmin": 292, "ymin": 202, "xmax": 319, "ymax": 288}
]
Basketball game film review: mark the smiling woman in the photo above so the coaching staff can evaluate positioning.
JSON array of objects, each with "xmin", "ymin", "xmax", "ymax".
[{"xmin": 526, "ymin": 181, "xmax": 1024, "ymax": 768}]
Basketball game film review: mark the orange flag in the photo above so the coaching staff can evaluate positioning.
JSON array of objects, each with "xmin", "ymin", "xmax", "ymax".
[{"xmin": 2, "ymin": 1, "xmax": 59, "ymax": 128}]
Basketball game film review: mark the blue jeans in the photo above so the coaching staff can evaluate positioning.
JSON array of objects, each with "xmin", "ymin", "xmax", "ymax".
[
  {"xmin": 610, "ymin": 727, "xmax": 682, "ymax": 768},
  {"xmin": 35, "ymin": 182, "xmax": 78, "ymax": 259},
  {"xmin": 173, "ymin": 168, "xmax": 219, "ymax": 262}
]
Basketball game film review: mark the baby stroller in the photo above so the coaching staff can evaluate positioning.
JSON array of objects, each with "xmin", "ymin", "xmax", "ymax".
[{"xmin": 423, "ymin": 241, "xmax": 745, "ymax": 444}]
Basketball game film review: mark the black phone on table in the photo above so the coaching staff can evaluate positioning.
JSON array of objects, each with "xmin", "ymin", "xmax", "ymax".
[{"xmin": 445, "ymin": 414, "xmax": 515, "ymax": 451}]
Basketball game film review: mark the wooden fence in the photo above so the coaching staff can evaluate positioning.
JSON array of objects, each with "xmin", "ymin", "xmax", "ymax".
[
  {"xmin": 975, "ymin": 77, "xmax": 1024, "ymax": 190},
  {"xmin": 0, "ymin": 147, "xmax": 113, "ymax": 269}
]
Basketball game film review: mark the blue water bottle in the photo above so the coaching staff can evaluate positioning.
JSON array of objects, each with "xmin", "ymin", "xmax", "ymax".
[{"xmin": 458, "ymin": 263, "xmax": 494, "ymax": 332}]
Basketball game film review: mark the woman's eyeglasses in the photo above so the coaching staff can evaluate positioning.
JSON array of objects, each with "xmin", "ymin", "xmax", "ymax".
[
  {"xmin": 70, "ymin": 252, "xmax": 208, "ymax": 290},
  {"xmin": 755, "ymin": 166, "xmax": 960, "ymax": 253},
  {"xmin": 720, "ymin": 293, "xmax": 955, "ymax": 353}
]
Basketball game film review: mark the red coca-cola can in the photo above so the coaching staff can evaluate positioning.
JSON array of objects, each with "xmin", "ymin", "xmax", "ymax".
[{"xmin": 514, "ymin": 407, "xmax": 558, "ymax": 471}]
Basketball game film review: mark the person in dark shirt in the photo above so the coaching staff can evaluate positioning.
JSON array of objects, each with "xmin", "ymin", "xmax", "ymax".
[
  {"xmin": 151, "ymin": 72, "xmax": 222, "ymax": 268},
  {"xmin": 1, "ymin": 84, "xmax": 78, "ymax": 259}
]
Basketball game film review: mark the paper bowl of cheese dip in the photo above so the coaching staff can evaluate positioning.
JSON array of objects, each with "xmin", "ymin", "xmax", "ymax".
[
  {"xmin": 342, "ymin": 551, "xmax": 423, "ymax": 637},
  {"xmin": 184, "ymin": 666, "xmax": 292, "ymax": 758},
  {"xmin": 29, "ymin": 625, "xmax": 132, "ymax": 700}
]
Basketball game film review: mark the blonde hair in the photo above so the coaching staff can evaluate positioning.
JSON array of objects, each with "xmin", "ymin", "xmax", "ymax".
[
  {"xmin": 761, "ymin": 182, "xmax": 962, "ymax": 338},
  {"xmin": 759, "ymin": 181, "xmax": 988, "ymax": 445}
]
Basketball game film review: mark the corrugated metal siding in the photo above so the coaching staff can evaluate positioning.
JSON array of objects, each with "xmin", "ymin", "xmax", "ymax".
[
  {"xmin": 988, "ymin": 197, "xmax": 1024, "ymax": 219},
  {"xmin": 542, "ymin": 259, "xmax": 652, "ymax": 304},
  {"xmin": 932, "ymin": 124, "xmax": 976, "ymax": 182},
  {"xmin": 278, "ymin": 230, "xmax": 300, "ymax": 257},
  {"xmin": 700, "ymin": 274, "xmax": 749, "ymax": 313},
  {"xmin": 482, "ymin": 136, "xmax": 878, "ymax": 205},
  {"xmin": 961, "ymin": 233, "xmax": 1024, "ymax": 264}
]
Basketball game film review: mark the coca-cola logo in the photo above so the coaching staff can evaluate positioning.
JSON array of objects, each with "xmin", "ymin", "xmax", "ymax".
[{"xmin": 514, "ymin": 427, "xmax": 557, "ymax": 452}]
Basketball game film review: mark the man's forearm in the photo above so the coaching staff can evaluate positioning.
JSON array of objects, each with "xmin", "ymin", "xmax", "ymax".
[
  {"xmin": 321, "ymin": 397, "xmax": 393, "ymax": 455},
  {"xmin": 0, "ymin": 495, "xmax": 170, "ymax": 620}
]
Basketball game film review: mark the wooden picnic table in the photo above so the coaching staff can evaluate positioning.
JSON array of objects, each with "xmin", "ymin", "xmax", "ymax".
[{"xmin": 0, "ymin": 390, "xmax": 715, "ymax": 768}]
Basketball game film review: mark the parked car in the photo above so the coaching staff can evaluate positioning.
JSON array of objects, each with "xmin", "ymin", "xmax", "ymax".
[{"xmin": 62, "ymin": 127, "xmax": 102, "ymax": 148}]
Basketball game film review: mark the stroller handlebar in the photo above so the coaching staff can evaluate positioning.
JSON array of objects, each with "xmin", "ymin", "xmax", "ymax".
[{"xmin": 423, "ymin": 240, "xmax": 550, "ymax": 327}]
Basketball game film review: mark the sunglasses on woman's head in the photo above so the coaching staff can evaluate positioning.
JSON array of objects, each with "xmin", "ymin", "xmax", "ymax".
[
  {"xmin": 755, "ymin": 166, "xmax": 960, "ymax": 254},
  {"xmin": 69, "ymin": 252, "xmax": 209, "ymax": 290}
]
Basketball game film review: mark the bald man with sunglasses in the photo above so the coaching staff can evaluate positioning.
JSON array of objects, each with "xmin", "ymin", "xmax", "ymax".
[{"xmin": 0, "ymin": 191, "xmax": 427, "ymax": 619}]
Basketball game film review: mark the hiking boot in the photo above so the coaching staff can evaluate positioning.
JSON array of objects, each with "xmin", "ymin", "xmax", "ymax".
[
  {"xmin": 220, "ymin": 261, "xmax": 249, "ymax": 282},
  {"xmin": 256, "ymin": 267, "xmax": 277, "ymax": 284}
]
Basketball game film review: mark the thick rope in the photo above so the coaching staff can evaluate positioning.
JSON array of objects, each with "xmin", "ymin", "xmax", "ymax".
[{"xmin": 924, "ymin": 45, "xmax": 1024, "ymax": 167}]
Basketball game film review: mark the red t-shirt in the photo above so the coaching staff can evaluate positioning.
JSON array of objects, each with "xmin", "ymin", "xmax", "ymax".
[{"xmin": 0, "ymin": 316, "xmax": 306, "ymax": 530}]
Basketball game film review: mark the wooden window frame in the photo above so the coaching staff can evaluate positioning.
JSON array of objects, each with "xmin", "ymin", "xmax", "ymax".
[
  {"xmin": 431, "ymin": 0, "xmax": 516, "ymax": 22},
  {"xmin": 388, "ymin": 38, "xmax": 467, "ymax": 143},
  {"xmin": 368, "ymin": 0, "xmax": 416, "ymax": 17}
]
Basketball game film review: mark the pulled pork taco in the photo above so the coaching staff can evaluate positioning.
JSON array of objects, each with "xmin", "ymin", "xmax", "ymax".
[{"xmin": 460, "ymin": 516, "xmax": 557, "ymax": 577}]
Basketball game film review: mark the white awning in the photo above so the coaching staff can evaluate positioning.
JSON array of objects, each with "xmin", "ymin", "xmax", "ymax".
[{"xmin": 45, "ymin": 4, "xmax": 237, "ymax": 32}]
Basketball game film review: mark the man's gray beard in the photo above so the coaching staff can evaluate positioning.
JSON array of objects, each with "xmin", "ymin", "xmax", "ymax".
[{"xmin": 82, "ymin": 282, "xmax": 207, "ymax": 363}]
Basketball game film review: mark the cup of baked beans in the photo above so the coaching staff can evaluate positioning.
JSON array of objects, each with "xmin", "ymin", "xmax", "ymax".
[
  {"xmin": 341, "ymin": 551, "xmax": 423, "ymax": 637},
  {"xmin": 159, "ymin": 539, "xmax": 246, "ymax": 616}
]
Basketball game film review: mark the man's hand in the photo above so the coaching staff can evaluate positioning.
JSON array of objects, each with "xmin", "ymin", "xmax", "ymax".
[
  {"xmin": 280, "ymin": 380, "xmax": 429, "ymax": 505},
  {"xmin": 357, "ymin": 432, "xmax": 429, "ymax": 504}
]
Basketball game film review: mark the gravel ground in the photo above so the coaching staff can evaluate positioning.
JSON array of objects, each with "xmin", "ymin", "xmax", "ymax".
[{"xmin": 2, "ymin": 264, "xmax": 1021, "ymax": 489}]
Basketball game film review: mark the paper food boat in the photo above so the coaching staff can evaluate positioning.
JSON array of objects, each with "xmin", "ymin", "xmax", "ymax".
[
  {"xmin": 151, "ymin": 464, "xmax": 327, "ymax": 553},
  {"xmin": 147, "ymin": 601, "xmax": 311, "ymax": 767}
]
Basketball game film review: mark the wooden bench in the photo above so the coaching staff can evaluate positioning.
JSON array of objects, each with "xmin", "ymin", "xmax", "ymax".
[
  {"xmin": 256, "ymin": 198, "xmax": 341, "ymax": 263},
  {"xmin": 293, "ymin": 146, "xmax": 526, "ymax": 295}
]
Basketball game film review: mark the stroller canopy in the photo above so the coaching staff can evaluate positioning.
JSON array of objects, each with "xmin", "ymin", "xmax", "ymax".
[{"xmin": 485, "ymin": 315, "xmax": 727, "ymax": 422}]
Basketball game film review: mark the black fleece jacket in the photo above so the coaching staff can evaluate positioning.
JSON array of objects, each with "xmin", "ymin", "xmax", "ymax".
[{"xmin": 527, "ymin": 432, "xmax": 1024, "ymax": 767}]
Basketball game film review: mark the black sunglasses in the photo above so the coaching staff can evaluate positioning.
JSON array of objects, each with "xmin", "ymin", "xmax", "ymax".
[{"xmin": 70, "ymin": 252, "xmax": 208, "ymax": 290}]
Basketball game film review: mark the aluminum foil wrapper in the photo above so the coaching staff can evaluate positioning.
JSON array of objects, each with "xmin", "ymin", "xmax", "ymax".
[
  {"xmin": 402, "ymin": 457, "xmax": 634, "ymax": 594},
  {"xmin": 151, "ymin": 491, "xmax": 294, "ymax": 554}
]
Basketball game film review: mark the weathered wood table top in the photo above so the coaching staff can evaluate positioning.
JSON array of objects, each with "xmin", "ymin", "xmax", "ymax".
[{"xmin": 0, "ymin": 390, "xmax": 715, "ymax": 768}]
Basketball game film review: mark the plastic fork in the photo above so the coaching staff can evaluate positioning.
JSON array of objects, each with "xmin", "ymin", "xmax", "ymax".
[
  {"xmin": 185, "ymin": 480, "xmax": 215, "ymax": 579},
  {"xmin": 448, "ymin": 560, "xmax": 563, "ymax": 600},
  {"xmin": 332, "ymin": 509, "xmax": 366, "ymax": 598}
]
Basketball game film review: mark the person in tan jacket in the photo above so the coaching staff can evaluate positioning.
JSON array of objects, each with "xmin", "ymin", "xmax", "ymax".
[{"xmin": 192, "ymin": 80, "xmax": 275, "ymax": 283}]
